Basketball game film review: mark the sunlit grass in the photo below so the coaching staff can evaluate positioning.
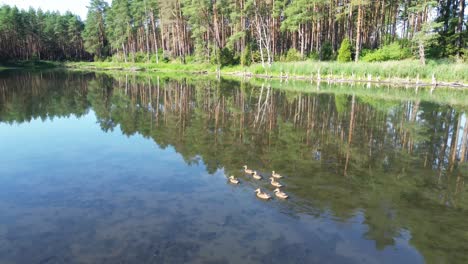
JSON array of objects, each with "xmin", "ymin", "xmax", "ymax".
[
  {"xmin": 224, "ymin": 60, "xmax": 468, "ymax": 83},
  {"xmin": 66, "ymin": 59, "xmax": 468, "ymax": 83},
  {"xmin": 66, "ymin": 61, "xmax": 217, "ymax": 73}
]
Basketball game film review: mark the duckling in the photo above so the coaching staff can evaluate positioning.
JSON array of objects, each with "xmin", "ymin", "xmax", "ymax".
[
  {"xmin": 274, "ymin": 188, "xmax": 289, "ymax": 199},
  {"xmin": 269, "ymin": 177, "xmax": 283, "ymax": 188},
  {"xmin": 255, "ymin": 188, "xmax": 271, "ymax": 200},
  {"xmin": 271, "ymin": 171, "xmax": 283, "ymax": 179},
  {"xmin": 243, "ymin": 165, "xmax": 254, "ymax": 174},
  {"xmin": 228, "ymin": 176, "xmax": 240, "ymax": 184},
  {"xmin": 252, "ymin": 171, "xmax": 262, "ymax": 180}
]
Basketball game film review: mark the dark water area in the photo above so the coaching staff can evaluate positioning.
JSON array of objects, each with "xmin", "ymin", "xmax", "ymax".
[{"xmin": 0, "ymin": 70, "xmax": 467, "ymax": 264}]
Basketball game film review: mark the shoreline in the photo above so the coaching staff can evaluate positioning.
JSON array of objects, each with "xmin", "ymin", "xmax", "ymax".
[
  {"xmin": 2, "ymin": 60, "xmax": 468, "ymax": 89},
  {"xmin": 64, "ymin": 63, "xmax": 468, "ymax": 89}
]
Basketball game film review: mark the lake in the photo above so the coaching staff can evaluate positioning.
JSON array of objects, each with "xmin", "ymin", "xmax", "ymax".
[{"xmin": 0, "ymin": 70, "xmax": 467, "ymax": 264}]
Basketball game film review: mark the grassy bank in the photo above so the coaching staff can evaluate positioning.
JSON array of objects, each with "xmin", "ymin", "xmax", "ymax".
[
  {"xmin": 0, "ymin": 60, "xmax": 61, "ymax": 70},
  {"xmin": 228, "ymin": 60, "xmax": 468, "ymax": 83},
  {"xmin": 66, "ymin": 61, "xmax": 217, "ymax": 73},
  {"xmin": 65, "ymin": 59, "xmax": 468, "ymax": 85}
]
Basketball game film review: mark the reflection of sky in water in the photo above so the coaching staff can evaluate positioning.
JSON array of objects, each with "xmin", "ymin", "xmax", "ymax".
[{"xmin": 0, "ymin": 112, "xmax": 424, "ymax": 263}]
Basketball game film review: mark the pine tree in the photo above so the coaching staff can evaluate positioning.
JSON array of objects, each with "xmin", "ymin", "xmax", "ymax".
[
  {"xmin": 83, "ymin": 0, "xmax": 109, "ymax": 59},
  {"xmin": 337, "ymin": 38, "xmax": 352, "ymax": 62},
  {"xmin": 106, "ymin": 0, "xmax": 131, "ymax": 62}
]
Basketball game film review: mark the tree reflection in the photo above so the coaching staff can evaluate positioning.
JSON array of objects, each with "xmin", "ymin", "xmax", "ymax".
[{"xmin": 1, "ymin": 71, "xmax": 468, "ymax": 263}]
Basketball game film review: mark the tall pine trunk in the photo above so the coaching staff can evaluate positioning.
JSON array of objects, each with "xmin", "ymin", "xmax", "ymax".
[
  {"xmin": 355, "ymin": 2, "xmax": 363, "ymax": 62},
  {"xmin": 457, "ymin": 0, "xmax": 466, "ymax": 58}
]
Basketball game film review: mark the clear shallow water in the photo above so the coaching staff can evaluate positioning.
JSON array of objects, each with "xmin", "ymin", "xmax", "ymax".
[{"xmin": 0, "ymin": 71, "xmax": 467, "ymax": 264}]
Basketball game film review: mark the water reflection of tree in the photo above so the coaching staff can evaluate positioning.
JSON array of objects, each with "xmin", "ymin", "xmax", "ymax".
[
  {"xmin": 87, "ymin": 74, "xmax": 468, "ymax": 263},
  {"xmin": 84, "ymin": 74, "xmax": 468, "ymax": 191},
  {"xmin": 1, "ymin": 72, "xmax": 468, "ymax": 263},
  {"xmin": 0, "ymin": 71, "xmax": 91, "ymax": 123}
]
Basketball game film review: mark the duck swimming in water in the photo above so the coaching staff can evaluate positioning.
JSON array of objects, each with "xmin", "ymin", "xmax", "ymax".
[
  {"xmin": 252, "ymin": 171, "xmax": 262, "ymax": 180},
  {"xmin": 255, "ymin": 188, "xmax": 271, "ymax": 200},
  {"xmin": 269, "ymin": 177, "xmax": 283, "ymax": 188},
  {"xmin": 228, "ymin": 176, "xmax": 240, "ymax": 184},
  {"xmin": 271, "ymin": 171, "xmax": 283, "ymax": 179},
  {"xmin": 274, "ymin": 188, "xmax": 289, "ymax": 199},
  {"xmin": 243, "ymin": 165, "xmax": 254, "ymax": 174}
]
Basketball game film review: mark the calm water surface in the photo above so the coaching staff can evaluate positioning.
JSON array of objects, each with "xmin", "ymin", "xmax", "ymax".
[{"xmin": 0, "ymin": 71, "xmax": 467, "ymax": 264}]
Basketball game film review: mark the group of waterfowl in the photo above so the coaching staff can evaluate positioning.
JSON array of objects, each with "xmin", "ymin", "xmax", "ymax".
[{"xmin": 227, "ymin": 165, "xmax": 289, "ymax": 200}]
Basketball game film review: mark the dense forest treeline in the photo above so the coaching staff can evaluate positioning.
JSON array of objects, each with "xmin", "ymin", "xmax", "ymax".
[
  {"xmin": 0, "ymin": 6, "xmax": 87, "ymax": 61},
  {"xmin": 0, "ymin": 0, "xmax": 466, "ymax": 65}
]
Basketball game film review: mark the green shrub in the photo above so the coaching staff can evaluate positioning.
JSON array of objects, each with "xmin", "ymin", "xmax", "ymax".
[
  {"xmin": 360, "ymin": 48, "xmax": 371, "ymax": 58},
  {"xmin": 337, "ymin": 38, "xmax": 352, "ymax": 62},
  {"xmin": 162, "ymin": 51, "xmax": 171, "ymax": 63},
  {"xmin": 285, "ymin": 48, "xmax": 302, "ymax": 62},
  {"xmin": 461, "ymin": 48, "xmax": 468, "ymax": 62},
  {"xmin": 320, "ymin": 42, "xmax": 334, "ymax": 61},
  {"xmin": 184, "ymin": 55, "xmax": 196, "ymax": 64},
  {"xmin": 219, "ymin": 47, "xmax": 238, "ymax": 66},
  {"xmin": 362, "ymin": 43, "xmax": 412, "ymax": 62},
  {"xmin": 308, "ymin": 51, "xmax": 319, "ymax": 61},
  {"xmin": 241, "ymin": 46, "xmax": 251, "ymax": 66},
  {"xmin": 251, "ymin": 50, "xmax": 262, "ymax": 63},
  {"xmin": 150, "ymin": 53, "xmax": 158, "ymax": 63},
  {"xmin": 134, "ymin": 52, "xmax": 148, "ymax": 63},
  {"xmin": 111, "ymin": 54, "xmax": 122, "ymax": 62},
  {"xmin": 252, "ymin": 64, "xmax": 265, "ymax": 74}
]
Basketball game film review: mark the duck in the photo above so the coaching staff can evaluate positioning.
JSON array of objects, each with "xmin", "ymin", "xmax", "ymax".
[
  {"xmin": 269, "ymin": 177, "xmax": 283, "ymax": 188},
  {"xmin": 252, "ymin": 171, "xmax": 262, "ymax": 180},
  {"xmin": 271, "ymin": 171, "xmax": 283, "ymax": 179},
  {"xmin": 228, "ymin": 176, "xmax": 240, "ymax": 184},
  {"xmin": 243, "ymin": 165, "xmax": 254, "ymax": 174},
  {"xmin": 274, "ymin": 188, "xmax": 289, "ymax": 199},
  {"xmin": 255, "ymin": 188, "xmax": 271, "ymax": 200}
]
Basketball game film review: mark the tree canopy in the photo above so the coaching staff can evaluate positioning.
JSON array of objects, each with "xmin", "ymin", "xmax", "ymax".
[
  {"xmin": 0, "ymin": 5, "xmax": 87, "ymax": 60},
  {"xmin": 0, "ymin": 0, "xmax": 466, "ymax": 64}
]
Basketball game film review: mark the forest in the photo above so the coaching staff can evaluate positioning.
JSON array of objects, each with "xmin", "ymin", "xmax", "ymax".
[{"xmin": 0, "ymin": 0, "xmax": 466, "ymax": 66}]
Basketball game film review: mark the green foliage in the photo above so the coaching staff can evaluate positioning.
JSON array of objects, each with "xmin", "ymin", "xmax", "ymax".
[
  {"xmin": 150, "ymin": 54, "xmax": 158, "ymax": 63},
  {"xmin": 83, "ymin": 0, "xmax": 109, "ymax": 59},
  {"xmin": 0, "ymin": 5, "xmax": 88, "ymax": 61},
  {"xmin": 337, "ymin": 38, "xmax": 352, "ymax": 62},
  {"xmin": 105, "ymin": 0, "xmax": 130, "ymax": 56},
  {"xmin": 241, "ymin": 46, "xmax": 251, "ymax": 66},
  {"xmin": 162, "ymin": 51, "xmax": 171, "ymax": 63},
  {"xmin": 184, "ymin": 55, "xmax": 196, "ymax": 64},
  {"xmin": 251, "ymin": 50, "xmax": 262, "ymax": 63},
  {"xmin": 434, "ymin": 0, "xmax": 468, "ymax": 57},
  {"xmin": 462, "ymin": 49, "xmax": 468, "ymax": 62},
  {"xmin": 308, "ymin": 52, "xmax": 319, "ymax": 61},
  {"xmin": 334, "ymin": 94, "xmax": 348, "ymax": 114},
  {"xmin": 281, "ymin": 0, "xmax": 315, "ymax": 33},
  {"xmin": 67, "ymin": 57, "xmax": 468, "ymax": 84},
  {"xmin": 219, "ymin": 47, "xmax": 238, "ymax": 67},
  {"xmin": 0, "ymin": 0, "xmax": 466, "ymax": 69},
  {"xmin": 413, "ymin": 22, "xmax": 444, "ymax": 62},
  {"xmin": 134, "ymin": 52, "xmax": 148, "ymax": 63},
  {"xmin": 284, "ymin": 48, "xmax": 302, "ymax": 62},
  {"xmin": 362, "ymin": 43, "xmax": 412, "ymax": 62},
  {"xmin": 320, "ymin": 42, "xmax": 333, "ymax": 61},
  {"xmin": 240, "ymin": 60, "xmax": 468, "ymax": 83}
]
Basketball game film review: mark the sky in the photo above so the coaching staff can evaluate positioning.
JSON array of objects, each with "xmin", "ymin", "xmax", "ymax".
[{"xmin": 0, "ymin": 0, "xmax": 111, "ymax": 20}]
